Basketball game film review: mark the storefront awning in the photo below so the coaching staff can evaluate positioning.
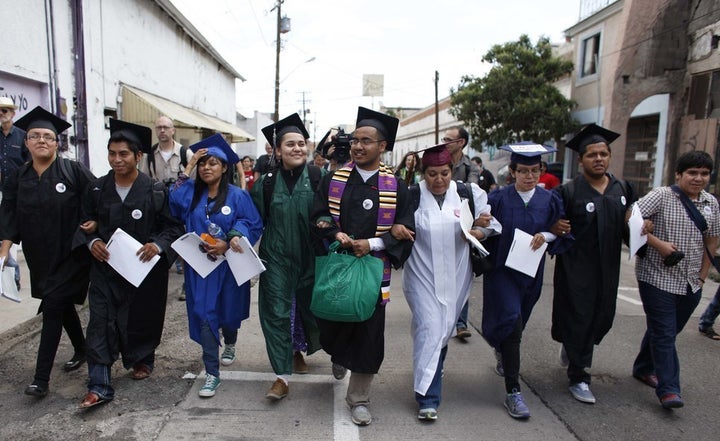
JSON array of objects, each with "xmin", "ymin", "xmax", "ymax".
[{"xmin": 122, "ymin": 85, "xmax": 254, "ymax": 143}]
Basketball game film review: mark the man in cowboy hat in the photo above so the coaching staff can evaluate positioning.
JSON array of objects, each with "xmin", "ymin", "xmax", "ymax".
[{"xmin": 0, "ymin": 97, "xmax": 29, "ymax": 192}]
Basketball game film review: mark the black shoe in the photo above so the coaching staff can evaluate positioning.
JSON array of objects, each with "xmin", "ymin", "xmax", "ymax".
[
  {"xmin": 25, "ymin": 384, "xmax": 48, "ymax": 397},
  {"xmin": 63, "ymin": 353, "xmax": 86, "ymax": 372}
]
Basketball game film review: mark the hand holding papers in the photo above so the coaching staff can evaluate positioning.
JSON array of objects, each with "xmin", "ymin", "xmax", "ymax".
[
  {"xmin": 105, "ymin": 228, "xmax": 161, "ymax": 288},
  {"xmin": 505, "ymin": 228, "xmax": 548, "ymax": 277},
  {"xmin": 0, "ymin": 257, "xmax": 21, "ymax": 303},
  {"xmin": 628, "ymin": 203, "xmax": 648, "ymax": 259},
  {"xmin": 460, "ymin": 198, "xmax": 490, "ymax": 257},
  {"xmin": 225, "ymin": 236, "xmax": 266, "ymax": 286}
]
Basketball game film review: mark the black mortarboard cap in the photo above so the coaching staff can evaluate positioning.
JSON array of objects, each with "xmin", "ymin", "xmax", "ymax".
[
  {"xmin": 109, "ymin": 118, "xmax": 153, "ymax": 154},
  {"xmin": 499, "ymin": 141, "xmax": 557, "ymax": 166},
  {"xmin": 14, "ymin": 106, "xmax": 71, "ymax": 134},
  {"xmin": 189, "ymin": 133, "xmax": 240, "ymax": 165},
  {"xmin": 355, "ymin": 107, "xmax": 399, "ymax": 151},
  {"xmin": 565, "ymin": 123, "xmax": 620, "ymax": 155},
  {"xmin": 261, "ymin": 113, "xmax": 309, "ymax": 148}
]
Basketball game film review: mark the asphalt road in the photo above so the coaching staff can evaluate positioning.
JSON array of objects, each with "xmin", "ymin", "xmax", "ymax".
[{"xmin": 0, "ymin": 250, "xmax": 718, "ymax": 440}]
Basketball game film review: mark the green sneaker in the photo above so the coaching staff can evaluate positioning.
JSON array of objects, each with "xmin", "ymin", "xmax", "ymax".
[
  {"xmin": 199, "ymin": 374, "xmax": 220, "ymax": 397},
  {"xmin": 221, "ymin": 344, "xmax": 236, "ymax": 366}
]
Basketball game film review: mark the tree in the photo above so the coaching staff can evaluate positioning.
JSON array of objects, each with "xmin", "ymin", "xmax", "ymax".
[{"xmin": 450, "ymin": 35, "xmax": 578, "ymax": 148}]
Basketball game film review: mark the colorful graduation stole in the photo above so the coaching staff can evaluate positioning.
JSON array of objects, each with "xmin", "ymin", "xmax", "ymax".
[{"xmin": 328, "ymin": 162, "xmax": 397, "ymax": 304}]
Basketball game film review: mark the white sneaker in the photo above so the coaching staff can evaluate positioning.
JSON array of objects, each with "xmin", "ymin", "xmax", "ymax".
[
  {"xmin": 221, "ymin": 344, "xmax": 236, "ymax": 366},
  {"xmin": 351, "ymin": 405, "xmax": 372, "ymax": 426},
  {"xmin": 569, "ymin": 382, "xmax": 596, "ymax": 404}
]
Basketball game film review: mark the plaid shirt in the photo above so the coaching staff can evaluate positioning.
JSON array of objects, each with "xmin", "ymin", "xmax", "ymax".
[{"xmin": 635, "ymin": 187, "xmax": 720, "ymax": 295}]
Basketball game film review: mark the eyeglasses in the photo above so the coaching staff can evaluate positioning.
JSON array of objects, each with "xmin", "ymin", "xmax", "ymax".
[
  {"xmin": 27, "ymin": 133, "xmax": 57, "ymax": 142},
  {"xmin": 0, "ymin": 108, "xmax": 11, "ymax": 114},
  {"xmin": 441, "ymin": 137, "xmax": 461, "ymax": 143},
  {"xmin": 514, "ymin": 168, "xmax": 542, "ymax": 176},
  {"xmin": 155, "ymin": 126, "xmax": 173, "ymax": 131},
  {"xmin": 349, "ymin": 137, "xmax": 382, "ymax": 147}
]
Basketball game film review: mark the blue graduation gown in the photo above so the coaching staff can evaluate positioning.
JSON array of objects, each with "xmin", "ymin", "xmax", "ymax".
[{"xmin": 482, "ymin": 185, "xmax": 569, "ymax": 349}]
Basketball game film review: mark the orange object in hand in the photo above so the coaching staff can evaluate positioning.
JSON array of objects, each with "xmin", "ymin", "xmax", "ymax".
[{"xmin": 200, "ymin": 233, "xmax": 217, "ymax": 245}]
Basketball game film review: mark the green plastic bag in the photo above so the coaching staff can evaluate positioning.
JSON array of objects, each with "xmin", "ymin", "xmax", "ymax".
[{"xmin": 311, "ymin": 241, "xmax": 384, "ymax": 322}]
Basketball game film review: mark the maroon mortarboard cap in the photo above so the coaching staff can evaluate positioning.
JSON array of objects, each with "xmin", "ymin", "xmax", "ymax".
[
  {"xmin": 499, "ymin": 141, "xmax": 557, "ymax": 166},
  {"xmin": 417, "ymin": 143, "xmax": 453, "ymax": 168},
  {"xmin": 261, "ymin": 113, "xmax": 309, "ymax": 148},
  {"xmin": 565, "ymin": 123, "xmax": 620, "ymax": 155},
  {"xmin": 14, "ymin": 106, "xmax": 71, "ymax": 134},
  {"xmin": 109, "ymin": 118, "xmax": 153, "ymax": 153},
  {"xmin": 355, "ymin": 107, "xmax": 399, "ymax": 151}
]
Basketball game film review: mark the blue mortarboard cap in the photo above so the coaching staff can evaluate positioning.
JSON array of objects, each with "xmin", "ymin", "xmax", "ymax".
[
  {"xmin": 15, "ymin": 106, "xmax": 71, "ymax": 134},
  {"xmin": 109, "ymin": 118, "xmax": 153, "ymax": 153},
  {"xmin": 356, "ymin": 107, "xmax": 399, "ymax": 151},
  {"xmin": 261, "ymin": 113, "xmax": 309, "ymax": 148},
  {"xmin": 189, "ymin": 133, "xmax": 240, "ymax": 165},
  {"xmin": 499, "ymin": 141, "xmax": 557, "ymax": 166}
]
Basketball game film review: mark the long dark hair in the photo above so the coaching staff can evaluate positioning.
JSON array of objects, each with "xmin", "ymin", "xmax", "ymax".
[{"xmin": 190, "ymin": 155, "xmax": 232, "ymax": 214}]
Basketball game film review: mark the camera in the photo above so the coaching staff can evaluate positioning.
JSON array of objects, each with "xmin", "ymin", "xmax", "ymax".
[{"xmin": 317, "ymin": 128, "xmax": 352, "ymax": 164}]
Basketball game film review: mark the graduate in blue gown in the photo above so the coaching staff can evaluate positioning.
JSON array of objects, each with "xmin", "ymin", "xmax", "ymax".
[{"xmin": 481, "ymin": 142, "xmax": 572, "ymax": 420}]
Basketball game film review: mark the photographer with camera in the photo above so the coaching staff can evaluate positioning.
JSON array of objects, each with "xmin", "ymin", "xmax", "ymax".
[{"xmin": 316, "ymin": 127, "xmax": 354, "ymax": 172}]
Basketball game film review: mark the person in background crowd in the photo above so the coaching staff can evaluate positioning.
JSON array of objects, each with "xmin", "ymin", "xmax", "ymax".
[
  {"xmin": 313, "ymin": 151, "xmax": 327, "ymax": 168},
  {"xmin": 443, "ymin": 126, "xmax": 482, "ymax": 339},
  {"xmin": 251, "ymin": 114, "xmax": 323, "ymax": 401},
  {"xmin": 0, "ymin": 107, "xmax": 94, "ymax": 398},
  {"xmin": 482, "ymin": 142, "xmax": 571, "ymax": 420},
  {"xmin": 550, "ymin": 124, "xmax": 640, "ymax": 405},
  {"xmin": 472, "ymin": 156, "xmax": 497, "ymax": 193},
  {"xmin": 170, "ymin": 134, "xmax": 263, "ymax": 399},
  {"xmin": 631, "ymin": 150, "xmax": 719, "ymax": 409},
  {"xmin": 394, "ymin": 151, "xmax": 421, "ymax": 186},
  {"xmin": 403, "ymin": 144, "xmax": 500, "ymax": 421},
  {"xmin": 538, "ymin": 161, "xmax": 561, "ymax": 190},
  {"xmin": 312, "ymin": 107, "xmax": 415, "ymax": 426},
  {"xmin": 240, "ymin": 155, "xmax": 256, "ymax": 191},
  {"xmin": 253, "ymin": 143, "xmax": 274, "ymax": 182},
  {"xmin": 75, "ymin": 119, "xmax": 184, "ymax": 409}
]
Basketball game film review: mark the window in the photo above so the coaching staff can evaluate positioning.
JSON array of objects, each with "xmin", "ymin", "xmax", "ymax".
[
  {"xmin": 581, "ymin": 34, "xmax": 601, "ymax": 77},
  {"xmin": 688, "ymin": 71, "xmax": 720, "ymax": 119}
]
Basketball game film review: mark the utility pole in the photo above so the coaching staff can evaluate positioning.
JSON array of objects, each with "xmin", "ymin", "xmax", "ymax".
[{"xmin": 273, "ymin": 1, "xmax": 284, "ymax": 122}]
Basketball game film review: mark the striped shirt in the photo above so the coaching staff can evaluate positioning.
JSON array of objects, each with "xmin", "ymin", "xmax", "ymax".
[{"xmin": 635, "ymin": 186, "xmax": 720, "ymax": 295}]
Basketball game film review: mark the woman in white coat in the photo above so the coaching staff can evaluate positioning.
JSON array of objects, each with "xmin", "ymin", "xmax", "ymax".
[{"xmin": 402, "ymin": 145, "xmax": 501, "ymax": 421}]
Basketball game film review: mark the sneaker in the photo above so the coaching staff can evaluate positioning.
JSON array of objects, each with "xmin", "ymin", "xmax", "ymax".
[
  {"xmin": 456, "ymin": 326, "xmax": 472, "ymax": 339},
  {"xmin": 494, "ymin": 350, "xmax": 504, "ymax": 377},
  {"xmin": 699, "ymin": 326, "xmax": 720, "ymax": 340},
  {"xmin": 199, "ymin": 373, "xmax": 220, "ymax": 398},
  {"xmin": 24, "ymin": 383, "xmax": 48, "ymax": 397},
  {"xmin": 293, "ymin": 351, "xmax": 308, "ymax": 374},
  {"xmin": 266, "ymin": 378, "xmax": 289, "ymax": 400},
  {"xmin": 504, "ymin": 390, "xmax": 530, "ymax": 419},
  {"xmin": 660, "ymin": 393, "xmax": 684, "ymax": 409},
  {"xmin": 332, "ymin": 362, "xmax": 347, "ymax": 380},
  {"xmin": 559, "ymin": 345, "xmax": 569, "ymax": 368},
  {"xmin": 351, "ymin": 405, "xmax": 372, "ymax": 426},
  {"xmin": 178, "ymin": 285, "xmax": 186, "ymax": 301},
  {"xmin": 221, "ymin": 344, "xmax": 236, "ymax": 366},
  {"xmin": 417, "ymin": 407, "xmax": 438, "ymax": 421},
  {"xmin": 568, "ymin": 382, "xmax": 596, "ymax": 404}
]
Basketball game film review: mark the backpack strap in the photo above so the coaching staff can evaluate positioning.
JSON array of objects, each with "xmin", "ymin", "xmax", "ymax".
[
  {"xmin": 180, "ymin": 145, "xmax": 188, "ymax": 169},
  {"xmin": 57, "ymin": 157, "xmax": 76, "ymax": 190},
  {"xmin": 456, "ymin": 182, "xmax": 475, "ymax": 218}
]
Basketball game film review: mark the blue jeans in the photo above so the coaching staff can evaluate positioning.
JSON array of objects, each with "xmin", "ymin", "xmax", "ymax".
[
  {"xmin": 699, "ymin": 285, "xmax": 720, "ymax": 330},
  {"xmin": 88, "ymin": 363, "xmax": 114, "ymax": 400},
  {"xmin": 456, "ymin": 301, "xmax": 469, "ymax": 329},
  {"xmin": 415, "ymin": 346, "xmax": 448, "ymax": 409},
  {"xmin": 200, "ymin": 322, "xmax": 239, "ymax": 377},
  {"xmin": 633, "ymin": 282, "xmax": 701, "ymax": 398}
]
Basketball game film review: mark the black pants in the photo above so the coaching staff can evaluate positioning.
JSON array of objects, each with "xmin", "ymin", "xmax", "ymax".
[
  {"xmin": 500, "ymin": 318, "xmax": 523, "ymax": 393},
  {"xmin": 33, "ymin": 296, "xmax": 85, "ymax": 387}
]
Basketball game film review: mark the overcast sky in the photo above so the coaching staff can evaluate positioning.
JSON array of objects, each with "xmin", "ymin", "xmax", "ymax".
[{"xmin": 171, "ymin": 0, "xmax": 582, "ymax": 140}]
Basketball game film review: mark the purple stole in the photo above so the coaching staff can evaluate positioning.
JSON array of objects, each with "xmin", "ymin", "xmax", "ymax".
[{"xmin": 328, "ymin": 162, "xmax": 397, "ymax": 304}]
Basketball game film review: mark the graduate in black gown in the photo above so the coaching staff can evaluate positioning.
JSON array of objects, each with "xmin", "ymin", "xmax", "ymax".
[
  {"xmin": 550, "ymin": 124, "xmax": 638, "ymax": 404},
  {"xmin": 311, "ymin": 107, "xmax": 414, "ymax": 426},
  {"xmin": 0, "ymin": 107, "xmax": 94, "ymax": 397},
  {"xmin": 75, "ymin": 119, "xmax": 183, "ymax": 408}
]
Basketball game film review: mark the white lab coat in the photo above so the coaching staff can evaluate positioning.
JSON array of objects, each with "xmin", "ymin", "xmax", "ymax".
[{"xmin": 403, "ymin": 180, "xmax": 499, "ymax": 395}]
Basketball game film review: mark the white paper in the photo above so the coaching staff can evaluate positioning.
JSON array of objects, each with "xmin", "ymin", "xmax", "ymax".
[
  {"xmin": 171, "ymin": 232, "xmax": 226, "ymax": 278},
  {"xmin": 0, "ymin": 257, "xmax": 21, "ymax": 303},
  {"xmin": 628, "ymin": 203, "xmax": 648, "ymax": 259},
  {"xmin": 225, "ymin": 236, "xmax": 266, "ymax": 286},
  {"xmin": 459, "ymin": 199, "xmax": 490, "ymax": 257},
  {"xmin": 105, "ymin": 228, "xmax": 161, "ymax": 288},
  {"xmin": 504, "ymin": 228, "xmax": 548, "ymax": 277}
]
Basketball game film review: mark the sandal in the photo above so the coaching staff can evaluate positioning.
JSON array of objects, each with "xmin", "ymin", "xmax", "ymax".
[{"xmin": 699, "ymin": 326, "xmax": 720, "ymax": 340}]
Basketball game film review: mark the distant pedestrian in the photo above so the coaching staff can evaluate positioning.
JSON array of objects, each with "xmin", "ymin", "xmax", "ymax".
[
  {"xmin": 538, "ymin": 161, "xmax": 560, "ymax": 189},
  {"xmin": 472, "ymin": 156, "xmax": 497, "ymax": 193}
]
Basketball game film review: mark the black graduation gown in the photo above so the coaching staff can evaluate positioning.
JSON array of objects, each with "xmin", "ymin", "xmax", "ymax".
[
  {"xmin": 76, "ymin": 171, "xmax": 184, "ymax": 368},
  {"xmin": 310, "ymin": 168, "xmax": 415, "ymax": 374},
  {"xmin": 551, "ymin": 174, "xmax": 634, "ymax": 352},
  {"xmin": 0, "ymin": 158, "xmax": 94, "ymax": 307}
]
